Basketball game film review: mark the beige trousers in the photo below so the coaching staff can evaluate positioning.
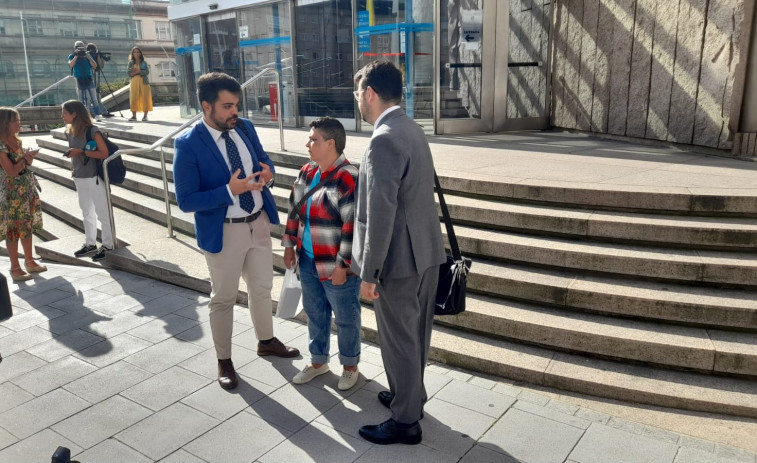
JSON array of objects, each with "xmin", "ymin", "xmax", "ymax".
[{"xmin": 204, "ymin": 213, "xmax": 274, "ymax": 360}]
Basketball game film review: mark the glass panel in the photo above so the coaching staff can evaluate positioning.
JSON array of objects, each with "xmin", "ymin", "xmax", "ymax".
[
  {"xmin": 238, "ymin": 3, "xmax": 295, "ymax": 126},
  {"xmin": 355, "ymin": 0, "xmax": 434, "ymax": 125},
  {"xmin": 2, "ymin": 7, "xmax": 135, "ymax": 107},
  {"xmin": 173, "ymin": 17, "xmax": 204, "ymax": 117},
  {"xmin": 506, "ymin": 0, "xmax": 550, "ymax": 120},
  {"xmin": 205, "ymin": 13, "xmax": 238, "ymax": 77},
  {"xmin": 294, "ymin": 0, "xmax": 354, "ymax": 121},
  {"xmin": 439, "ymin": 0, "xmax": 483, "ymax": 119}
]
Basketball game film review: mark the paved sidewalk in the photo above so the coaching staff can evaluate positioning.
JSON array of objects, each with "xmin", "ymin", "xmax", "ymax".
[{"xmin": 1, "ymin": 257, "xmax": 756, "ymax": 463}]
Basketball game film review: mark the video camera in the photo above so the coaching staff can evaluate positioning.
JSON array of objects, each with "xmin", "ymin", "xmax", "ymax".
[{"xmin": 86, "ymin": 44, "xmax": 111, "ymax": 62}]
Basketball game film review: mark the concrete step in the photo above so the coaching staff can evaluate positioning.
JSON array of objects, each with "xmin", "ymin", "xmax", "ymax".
[
  {"xmin": 439, "ymin": 293, "xmax": 757, "ymax": 376},
  {"xmin": 468, "ymin": 258, "xmax": 757, "ymax": 329},
  {"xmin": 449, "ymin": 225, "xmax": 757, "ymax": 286},
  {"xmin": 443, "ymin": 194, "xmax": 757, "ymax": 251},
  {"xmin": 37, "ymin": 206, "xmax": 83, "ymax": 242},
  {"xmin": 46, "ymin": 128, "xmax": 757, "ymax": 217},
  {"xmin": 30, "ymin": 155, "xmax": 757, "ymax": 330},
  {"xmin": 30, "ymin": 169, "xmax": 184, "ymax": 247}
]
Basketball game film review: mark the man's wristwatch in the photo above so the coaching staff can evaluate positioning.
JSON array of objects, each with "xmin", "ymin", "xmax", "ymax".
[{"xmin": 265, "ymin": 176, "xmax": 274, "ymax": 188}]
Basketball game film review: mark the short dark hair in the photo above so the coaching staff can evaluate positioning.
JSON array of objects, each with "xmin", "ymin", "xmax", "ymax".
[
  {"xmin": 354, "ymin": 60, "xmax": 402, "ymax": 104},
  {"xmin": 310, "ymin": 116, "xmax": 346, "ymax": 155},
  {"xmin": 197, "ymin": 72, "xmax": 241, "ymax": 106}
]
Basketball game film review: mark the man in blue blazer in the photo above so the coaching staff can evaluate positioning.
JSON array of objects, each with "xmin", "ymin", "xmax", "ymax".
[{"xmin": 174, "ymin": 72, "xmax": 299, "ymax": 391}]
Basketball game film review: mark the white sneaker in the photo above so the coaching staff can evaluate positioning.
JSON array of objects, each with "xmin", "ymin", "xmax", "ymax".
[
  {"xmin": 338, "ymin": 367, "xmax": 359, "ymax": 390},
  {"xmin": 95, "ymin": 114, "xmax": 102, "ymax": 121},
  {"xmin": 293, "ymin": 364, "xmax": 330, "ymax": 384}
]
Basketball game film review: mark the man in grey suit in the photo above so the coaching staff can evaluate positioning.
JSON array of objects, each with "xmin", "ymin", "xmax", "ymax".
[{"xmin": 351, "ymin": 61, "xmax": 446, "ymax": 445}]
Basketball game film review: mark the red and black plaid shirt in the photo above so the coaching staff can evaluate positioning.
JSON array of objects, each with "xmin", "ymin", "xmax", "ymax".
[{"xmin": 282, "ymin": 155, "xmax": 359, "ymax": 281}]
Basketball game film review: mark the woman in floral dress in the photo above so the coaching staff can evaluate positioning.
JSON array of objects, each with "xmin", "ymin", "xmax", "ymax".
[{"xmin": 0, "ymin": 107, "xmax": 45, "ymax": 282}]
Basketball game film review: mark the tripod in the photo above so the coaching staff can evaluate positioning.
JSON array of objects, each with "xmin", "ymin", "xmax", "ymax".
[{"xmin": 94, "ymin": 65, "xmax": 124, "ymax": 118}]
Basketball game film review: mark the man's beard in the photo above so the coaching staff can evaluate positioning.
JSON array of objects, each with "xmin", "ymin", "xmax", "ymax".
[{"xmin": 211, "ymin": 108, "xmax": 238, "ymax": 131}]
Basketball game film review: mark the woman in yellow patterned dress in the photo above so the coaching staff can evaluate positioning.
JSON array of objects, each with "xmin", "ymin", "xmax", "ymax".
[
  {"xmin": 0, "ymin": 107, "xmax": 46, "ymax": 282},
  {"xmin": 127, "ymin": 47, "xmax": 153, "ymax": 122}
]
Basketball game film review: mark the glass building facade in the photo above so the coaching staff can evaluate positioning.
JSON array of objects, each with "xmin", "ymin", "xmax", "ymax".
[
  {"xmin": 168, "ymin": 1, "xmax": 554, "ymax": 134},
  {"xmin": 0, "ymin": 0, "xmax": 142, "ymax": 107}
]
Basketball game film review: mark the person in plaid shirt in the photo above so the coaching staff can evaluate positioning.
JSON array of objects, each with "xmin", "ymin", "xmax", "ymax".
[{"xmin": 282, "ymin": 116, "xmax": 362, "ymax": 391}]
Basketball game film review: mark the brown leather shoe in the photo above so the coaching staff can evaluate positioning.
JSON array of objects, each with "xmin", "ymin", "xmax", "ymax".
[
  {"xmin": 257, "ymin": 337, "xmax": 300, "ymax": 358},
  {"xmin": 217, "ymin": 358, "xmax": 238, "ymax": 390}
]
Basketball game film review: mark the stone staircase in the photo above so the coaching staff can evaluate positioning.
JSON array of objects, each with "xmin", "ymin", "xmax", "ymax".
[{"xmin": 26, "ymin": 126, "xmax": 757, "ymax": 419}]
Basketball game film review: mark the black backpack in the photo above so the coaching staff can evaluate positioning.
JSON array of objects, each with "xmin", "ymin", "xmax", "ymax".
[{"xmin": 85, "ymin": 126, "xmax": 126, "ymax": 184}]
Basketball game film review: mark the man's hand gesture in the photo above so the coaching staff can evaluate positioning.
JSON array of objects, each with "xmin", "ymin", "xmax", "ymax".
[{"xmin": 229, "ymin": 169, "xmax": 264, "ymax": 195}]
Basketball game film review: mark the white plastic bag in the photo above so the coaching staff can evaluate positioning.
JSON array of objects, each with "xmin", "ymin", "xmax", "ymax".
[{"xmin": 276, "ymin": 267, "xmax": 303, "ymax": 318}]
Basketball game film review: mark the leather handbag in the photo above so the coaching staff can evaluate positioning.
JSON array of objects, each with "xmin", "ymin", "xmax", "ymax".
[{"xmin": 434, "ymin": 171, "xmax": 472, "ymax": 316}]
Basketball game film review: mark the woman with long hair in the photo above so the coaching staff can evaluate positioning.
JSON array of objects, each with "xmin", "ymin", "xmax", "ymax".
[
  {"xmin": 61, "ymin": 100, "xmax": 113, "ymax": 261},
  {"xmin": 0, "ymin": 107, "xmax": 45, "ymax": 281},
  {"xmin": 127, "ymin": 47, "xmax": 153, "ymax": 121}
]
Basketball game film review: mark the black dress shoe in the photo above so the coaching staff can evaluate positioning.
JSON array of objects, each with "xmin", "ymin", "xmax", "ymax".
[
  {"xmin": 378, "ymin": 390, "xmax": 394, "ymax": 408},
  {"xmin": 217, "ymin": 358, "xmax": 238, "ymax": 390},
  {"xmin": 359, "ymin": 418, "xmax": 422, "ymax": 445},
  {"xmin": 378, "ymin": 391, "xmax": 423, "ymax": 419}
]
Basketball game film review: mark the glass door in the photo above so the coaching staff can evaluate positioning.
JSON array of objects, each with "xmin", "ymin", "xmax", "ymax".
[
  {"xmin": 502, "ymin": 0, "xmax": 552, "ymax": 130},
  {"xmin": 354, "ymin": 0, "xmax": 434, "ymax": 132},
  {"xmin": 173, "ymin": 17, "xmax": 204, "ymax": 118},
  {"xmin": 436, "ymin": 1, "xmax": 551, "ymax": 134},
  {"xmin": 238, "ymin": 2, "xmax": 295, "ymax": 126},
  {"xmin": 204, "ymin": 12, "xmax": 238, "ymax": 78},
  {"xmin": 437, "ymin": 0, "xmax": 496, "ymax": 133}
]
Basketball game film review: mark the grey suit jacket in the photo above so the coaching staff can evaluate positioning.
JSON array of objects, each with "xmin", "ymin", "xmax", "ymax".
[{"xmin": 351, "ymin": 109, "xmax": 446, "ymax": 284}]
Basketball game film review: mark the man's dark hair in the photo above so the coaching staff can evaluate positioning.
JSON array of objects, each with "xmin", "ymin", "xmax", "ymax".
[
  {"xmin": 354, "ymin": 60, "xmax": 402, "ymax": 104},
  {"xmin": 310, "ymin": 116, "xmax": 346, "ymax": 155},
  {"xmin": 197, "ymin": 72, "xmax": 241, "ymax": 106}
]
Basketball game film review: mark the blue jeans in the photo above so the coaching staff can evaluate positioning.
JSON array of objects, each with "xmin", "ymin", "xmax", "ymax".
[
  {"xmin": 298, "ymin": 253, "xmax": 361, "ymax": 366},
  {"xmin": 77, "ymin": 80, "xmax": 104, "ymax": 116}
]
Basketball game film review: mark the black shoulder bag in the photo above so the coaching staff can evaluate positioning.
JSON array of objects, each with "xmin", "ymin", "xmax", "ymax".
[{"xmin": 434, "ymin": 171, "xmax": 472, "ymax": 316}]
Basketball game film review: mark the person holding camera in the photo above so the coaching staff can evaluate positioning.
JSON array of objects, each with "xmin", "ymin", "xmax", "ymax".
[
  {"xmin": 86, "ymin": 43, "xmax": 112, "ymax": 118},
  {"xmin": 68, "ymin": 41, "xmax": 104, "ymax": 120},
  {"xmin": 61, "ymin": 100, "xmax": 113, "ymax": 262}
]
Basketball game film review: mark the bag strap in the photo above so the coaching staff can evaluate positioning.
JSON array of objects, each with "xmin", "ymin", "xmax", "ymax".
[
  {"xmin": 434, "ymin": 170, "xmax": 462, "ymax": 261},
  {"xmin": 288, "ymin": 163, "xmax": 345, "ymax": 222}
]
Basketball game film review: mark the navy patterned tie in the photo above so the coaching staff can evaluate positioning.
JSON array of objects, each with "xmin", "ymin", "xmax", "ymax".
[{"xmin": 222, "ymin": 131, "xmax": 255, "ymax": 213}]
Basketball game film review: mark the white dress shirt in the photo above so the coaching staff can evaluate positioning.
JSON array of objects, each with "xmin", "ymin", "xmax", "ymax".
[
  {"xmin": 373, "ymin": 105, "xmax": 401, "ymax": 128},
  {"xmin": 202, "ymin": 118, "xmax": 263, "ymax": 218}
]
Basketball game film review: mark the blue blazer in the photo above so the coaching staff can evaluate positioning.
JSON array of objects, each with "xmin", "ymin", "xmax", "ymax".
[{"xmin": 174, "ymin": 118, "xmax": 280, "ymax": 253}]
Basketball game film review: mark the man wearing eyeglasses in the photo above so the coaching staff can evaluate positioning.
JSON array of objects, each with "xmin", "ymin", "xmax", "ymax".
[{"xmin": 351, "ymin": 60, "xmax": 445, "ymax": 445}]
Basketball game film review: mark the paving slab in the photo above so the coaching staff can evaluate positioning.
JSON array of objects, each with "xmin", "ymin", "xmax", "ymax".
[
  {"xmin": 479, "ymin": 407, "xmax": 585, "ymax": 463},
  {"xmin": 568, "ymin": 422, "xmax": 679, "ymax": 463}
]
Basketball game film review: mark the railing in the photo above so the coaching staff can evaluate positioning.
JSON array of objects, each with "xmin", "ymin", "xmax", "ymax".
[
  {"xmin": 13, "ymin": 75, "xmax": 76, "ymax": 108},
  {"xmin": 103, "ymin": 67, "xmax": 285, "ymax": 249}
]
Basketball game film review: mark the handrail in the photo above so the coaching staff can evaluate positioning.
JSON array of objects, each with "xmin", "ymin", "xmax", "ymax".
[
  {"xmin": 102, "ymin": 67, "xmax": 284, "ymax": 249},
  {"xmin": 14, "ymin": 75, "xmax": 76, "ymax": 108}
]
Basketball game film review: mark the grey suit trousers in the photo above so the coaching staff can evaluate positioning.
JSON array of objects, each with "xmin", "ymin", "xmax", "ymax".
[{"xmin": 374, "ymin": 264, "xmax": 439, "ymax": 424}]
